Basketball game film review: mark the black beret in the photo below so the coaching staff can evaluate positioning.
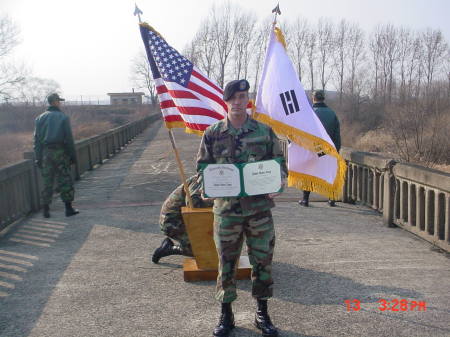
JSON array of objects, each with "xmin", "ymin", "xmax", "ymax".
[{"xmin": 223, "ymin": 79, "xmax": 250, "ymax": 101}]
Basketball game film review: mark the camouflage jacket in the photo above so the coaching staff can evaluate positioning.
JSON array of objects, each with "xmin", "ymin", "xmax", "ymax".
[
  {"xmin": 197, "ymin": 117, "xmax": 287, "ymax": 216},
  {"xmin": 160, "ymin": 175, "xmax": 213, "ymax": 227}
]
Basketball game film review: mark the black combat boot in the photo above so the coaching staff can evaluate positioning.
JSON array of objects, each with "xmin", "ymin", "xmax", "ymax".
[
  {"xmin": 299, "ymin": 190, "xmax": 310, "ymax": 207},
  {"xmin": 43, "ymin": 205, "xmax": 50, "ymax": 218},
  {"xmin": 151, "ymin": 238, "xmax": 184, "ymax": 264},
  {"xmin": 65, "ymin": 202, "xmax": 79, "ymax": 217},
  {"xmin": 328, "ymin": 200, "xmax": 336, "ymax": 207},
  {"xmin": 213, "ymin": 302, "xmax": 235, "ymax": 337},
  {"xmin": 255, "ymin": 299, "xmax": 278, "ymax": 337}
]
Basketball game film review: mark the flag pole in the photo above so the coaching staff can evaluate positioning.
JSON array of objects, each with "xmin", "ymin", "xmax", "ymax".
[
  {"xmin": 167, "ymin": 130, "xmax": 194, "ymax": 208},
  {"xmin": 134, "ymin": 3, "xmax": 143, "ymax": 23},
  {"xmin": 134, "ymin": 5, "xmax": 194, "ymax": 208},
  {"xmin": 272, "ymin": 3, "xmax": 281, "ymax": 27}
]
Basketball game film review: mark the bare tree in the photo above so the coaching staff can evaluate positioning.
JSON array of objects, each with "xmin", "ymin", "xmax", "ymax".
[
  {"xmin": 289, "ymin": 17, "xmax": 309, "ymax": 82},
  {"xmin": 369, "ymin": 26, "xmax": 383, "ymax": 100},
  {"xmin": 369, "ymin": 24, "xmax": 399, "ymax": 104},
  {"xmin": 347, "ymin": 23, "xmax": 365, "ymax": 97},
  {"xmin": 396, "ymin": 28, "xmax": 414, "ymax": 102},
  {"xmin": 385, "ymin": 87, "xmax": 449, "ymax": 166},
  {"xmin": 405, "ymin": 35, "xmax": 423, "ymax": 98},
  {"xmin": 0, "ymin": 15, "xmax": 26, "ymax": 102},
  {"xmin": 316, "ymin": 18, "xmax": 335, "ymax": 90},
  {"xmin": 421, "ymin": 28, "xmax": 448, "ymax": 92},
  {"xmin": 19, "ymin": 77, "xmax": 60, "ymax": 106},
  {"xmin": 381, "ymin": 24, "xmax": 399, "ymax": 104},
  {"xmin": 251, "ymin": 18, "xmax": 272, "ymax": 93},
  {"xmin": 191, "ymin": 18, "xmax": 216, "ymax": 78},
  {"xmin": 446, "ymin": 51, "xmax": 450, "ymax": 98},
  {"xmin": 233, "ymin": 13, "xmax": 257, "ymax": 79},
  {"xmin": 182, "ymin": 40, "xmax": 199, "ymax": 66},
  {"xmin": 0, "ymin": 15, "xmax": 20, "ymax": 58},
  {"xmin": 333, "ymin": 19, "xmax": 350, "ymax": 103},
  {"xmin": 305, "ymin": 26, "xmax": 317, "ymax": 91},
  {"xmin": 210, "ymin": 2, "xmax": 240, "ymax": 88},
  {"xmin": 130, "ymin": 51, "xmax": 157, "ymax": 105}
]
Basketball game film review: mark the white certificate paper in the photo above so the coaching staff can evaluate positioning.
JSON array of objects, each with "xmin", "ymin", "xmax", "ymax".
[
  {"xmin": 203, "ymin": 164, "xmax": 241, "ymax": 197},
  {"xmin": 242, "ymin": 160, "xmax": 281, "ymax": 196}
]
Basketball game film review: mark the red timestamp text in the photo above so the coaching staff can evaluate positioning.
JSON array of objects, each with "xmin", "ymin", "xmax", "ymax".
[{"xmin": 344, "ymin": 299, "xmax": 427, "ymax": 312}]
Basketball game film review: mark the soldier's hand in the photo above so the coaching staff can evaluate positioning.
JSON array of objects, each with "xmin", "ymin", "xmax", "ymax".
[{"xmin": 201, "ymin": 194, "xmax": 214, "ymax": 202}]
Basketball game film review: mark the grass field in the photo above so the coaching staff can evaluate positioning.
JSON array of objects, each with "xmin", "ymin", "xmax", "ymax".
[{"xmin": 0, "ymin": 104, "xmax": 157, "ymax": 168}]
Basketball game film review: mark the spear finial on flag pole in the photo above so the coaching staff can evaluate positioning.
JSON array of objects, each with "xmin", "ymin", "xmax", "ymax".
[
  {"xmin": 272, "ymin": 3, "xmax": 281, "ymax": 26},
  {"xmin": 134, "ymin": 3, "xmax": 143, "ymax": 23}
]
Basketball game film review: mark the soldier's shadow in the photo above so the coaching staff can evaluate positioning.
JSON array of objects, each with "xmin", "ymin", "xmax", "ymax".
[{"xmin": 236, "ymin": 261, "xmax": 421, "ymax": 306}]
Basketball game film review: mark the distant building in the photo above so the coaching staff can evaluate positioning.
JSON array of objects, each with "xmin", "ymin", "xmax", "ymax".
[{"xmin": 107, "ymin": 90, "xmax": 145, "ymax": 105}]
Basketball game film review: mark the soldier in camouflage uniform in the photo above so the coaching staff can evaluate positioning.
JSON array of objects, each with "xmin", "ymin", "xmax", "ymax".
[
  {"xmin": 34, "ymin": 93, "xmax": 79, "ymax": 218},
  {"xmin": 152, "ymin": 174, "xmax": 213, "ymax": 263},
  {"xmin": 197, "ymin": 80, "xmax": 287, "ymax": 337}
]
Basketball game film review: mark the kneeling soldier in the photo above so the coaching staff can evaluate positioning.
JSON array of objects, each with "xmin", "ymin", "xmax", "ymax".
[{"xmin": 152, "ymin": 174, "xmax": 213, "ymax": 263}]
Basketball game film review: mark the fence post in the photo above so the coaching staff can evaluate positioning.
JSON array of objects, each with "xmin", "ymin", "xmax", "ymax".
[
  {"xmin": 383, "ymin": 164, "xmax": 396, "ymax": 227},
  {"xmin": 23, "ymin": 152, "xmax": 41, "ymax": 211},
  {"xmin": 342, "ymin": 162, "xmax": 349, "ymax": 203}
]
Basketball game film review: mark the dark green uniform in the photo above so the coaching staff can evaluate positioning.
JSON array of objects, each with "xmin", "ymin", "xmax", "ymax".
[
  {"xmin": 197, "ymin": 117, "xmax": 287, "ymax": 303},
  {"xmin": 34, "ymin": 106, "xmax": 77, "ymax": 205},
  {"xmin": 312, "ymin": 102, "xmax": 341, "ymax": 151},
  {"xmin": 301, "ymin": 102, "xmax": 341, "ymax": 204},
  {"xmin": 160, "ymin": 176, "xmax": 213, "ymax": 255}
]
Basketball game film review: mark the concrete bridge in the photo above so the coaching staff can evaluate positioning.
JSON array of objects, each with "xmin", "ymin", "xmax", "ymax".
[{"xmin": 0, "ymin": 117, "xmax": 449, "ymax": 337}]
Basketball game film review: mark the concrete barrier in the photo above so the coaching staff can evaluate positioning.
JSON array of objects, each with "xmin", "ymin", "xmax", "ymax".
[
  {"xmin": 392, "ymin": 163, "xmax": 450, "ymax": 252},
  {"xmin": 0, "ymin": 114, "xmax": 160, "ymax": 232},
  {"xmin": 340, "ymin": 147, "xmax": 449, "ymax": 252}
]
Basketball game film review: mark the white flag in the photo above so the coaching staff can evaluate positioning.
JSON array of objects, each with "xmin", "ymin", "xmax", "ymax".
[{"xmin": 255, "ymin": 27, "xmax": 346, "ymax": 199}]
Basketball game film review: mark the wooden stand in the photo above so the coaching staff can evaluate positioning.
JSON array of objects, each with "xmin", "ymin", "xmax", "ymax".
[
  {"xmin": 181, "ymin": 207, "xmax": 252, "ymax": 282},
  {"xmin": 183, "ymin": 256, "xmax": 251, "ymax": 282}
]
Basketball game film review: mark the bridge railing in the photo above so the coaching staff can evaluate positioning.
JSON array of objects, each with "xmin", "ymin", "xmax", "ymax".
[
  {"xmin": 340, "ymin": 147, "xmax": 450, "ymax": 252},
  {"xmin": 0, "ymin": 114, "xmax": 159, "ymax": 232}
]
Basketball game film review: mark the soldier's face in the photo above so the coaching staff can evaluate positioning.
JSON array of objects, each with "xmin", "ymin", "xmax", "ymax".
[
  {"xmin": 51, "ymin": 100, "xmax": 61, "ymax": 108},
  {"xmin": 225, "ymin": 91, "xmax": 248, "ymax": 118}
]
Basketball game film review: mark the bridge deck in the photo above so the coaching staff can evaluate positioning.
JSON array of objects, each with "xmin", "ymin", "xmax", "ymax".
[{"xmin": 0, "ymin": 120, "xmax": 449, "ymax": 337}]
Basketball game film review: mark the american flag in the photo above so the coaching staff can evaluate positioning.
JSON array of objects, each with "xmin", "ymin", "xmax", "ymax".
[{"xmin": 139, "ymin": 23, "xmax": 228, "ymax": 134}]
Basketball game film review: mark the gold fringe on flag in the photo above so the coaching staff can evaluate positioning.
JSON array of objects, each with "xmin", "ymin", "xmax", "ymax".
[
  {"xmin": 274, "ymin": 27, "xmax": 287, "ymax": 49},
  {"xmin": 140, "ymin": 22, "xmax": 165, "ymax": 40},
  {"xmin": 252, "ymin": 112, "xmax": 337, "ymax": 157},
  {"xmin": 252, "ymin": 111, "xmax": 347, "ymax": 199},
  {"xmin": 288, "ymin": 160, "xmax": 347, "ymax": 200}
]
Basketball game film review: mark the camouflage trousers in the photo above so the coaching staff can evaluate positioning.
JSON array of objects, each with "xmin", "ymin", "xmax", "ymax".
[
  {"xmin": 213, "ymin": 210, "xmax": 275, "ymax": 303},
  {"xmin": 40, "ymin": 148, "xmax": 74, "ymax": 205},
  {"xmin": 160, "ymin": 218, "xmax": 193, "ymax": 255}
]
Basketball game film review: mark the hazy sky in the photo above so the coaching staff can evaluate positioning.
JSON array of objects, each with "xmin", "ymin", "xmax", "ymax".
[{"xmin": 2, "ymin": 0, "xmax": 449, "ymax": 101}]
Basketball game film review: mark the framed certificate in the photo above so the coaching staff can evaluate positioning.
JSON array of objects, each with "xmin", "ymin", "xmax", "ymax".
[
  {"xmin": 242, "ymin": 160, "xmax": 282, "ymax": 196},
  {"xmin": 200, "ymin": 158, "xmax": 283, "ymax": 198},
  {"xmin": 202, "ymin": 164, "xmax": 241, "ymax": 197}
]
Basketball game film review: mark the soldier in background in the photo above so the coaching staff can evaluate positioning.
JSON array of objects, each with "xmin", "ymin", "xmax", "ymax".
[
  {"xmin": 299, "ymin": 89, "xmax": 341, "ymax": 207},
  {"xmin": 34, "ymin": 93, "xmax": 79, "ymax": 218},
  {"xmin": 152, "ymin": 174, "xmax": 213, "ymax": 263},
  {"xmin": 197, "ymin": 79, "xmax": 287, "ymax": 337}
]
